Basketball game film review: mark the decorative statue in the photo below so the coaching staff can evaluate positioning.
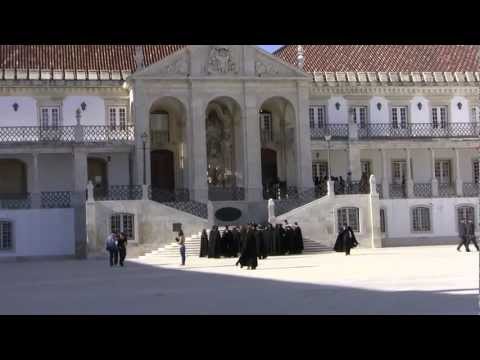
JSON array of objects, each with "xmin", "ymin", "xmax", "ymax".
[
  {"xmin": 268, "ymin": 198, "xmax": 276, "ymax": 224},
  {"xmin": 207, "ymin": 46, "xmax": 236, "ymax": 74}
]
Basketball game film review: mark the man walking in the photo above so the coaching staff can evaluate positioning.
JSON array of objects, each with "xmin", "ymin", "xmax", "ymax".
[
  {"xmin": 106, "ymin": 232, "xmax": 119, "ymax": 267},
  {"xmin": 457, "ymin": 219, "xmax": 470, "ymax": 252},
  {"xmin": 466, "ymin": 219, "xmax": 479, "ymax": 251}
]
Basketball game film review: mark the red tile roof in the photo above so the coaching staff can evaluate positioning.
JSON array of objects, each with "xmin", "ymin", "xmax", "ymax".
[
  {"xmin": 273, "ymin": 45, "xmax": 480, "ymax": 72},
  {"xmin": 0, "ymin": 45, "xmax": 185, "ymax": 71}
]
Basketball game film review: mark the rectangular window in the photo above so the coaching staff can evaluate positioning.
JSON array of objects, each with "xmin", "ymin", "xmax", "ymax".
[
  {"xmin": 337, "ymin": 207, "xmax": 360, "ymax": 233},
  {"xmin": 260, "ymin": 112, "xmax": 273, "ymax": 143},
  {"xmin": 361, "ymin": 160, "xmax": 371, "ymax": 177},
  {"xmin": 352, "ymin": 106, "xmax": 368, "ymax": 129},
  {"xmin": 391, "ymin": 106, "xmax": 408, "ymax": 129},
  {"xmin": 111, "ymin": 213, "xmax": 134, "ymax": 240},
  {"xmin": 435, "ymin": 160, "xmax": 452, "ymax": 184},
  {"xmin": 108, "ymin": 106, "xmax": 128, "ymax": 130},
  {"xmin": 312, "ymin": 161, "xmax": 328, "ymax": 181},
  {"xmin": 0, "ymin": 221, "xmax": 12, "ymax": 250},
  {"xmin": 392, "ymin": 160, "xmax": 407, "ymax": 183},
  {"xmin": 432, "ymin": 106, "xmax": 448, "ymax": 129},
  {"xmin": 309, "ymin": 106, "xmax": 327, "ymax": 129},
  {"xmin": 40, "ymin": 106, "xmax": 61, "ymax": 128},
  {"xmin": 380, "ymin": 209, "xmax": 386, "ymax": 234},
  {"xmin": 412, "ymin": 207, "xmax": 431, "ymax": 232},
  {"xmin": 472, "ymin": 106, "xmax": 480, "ymax": 123}
]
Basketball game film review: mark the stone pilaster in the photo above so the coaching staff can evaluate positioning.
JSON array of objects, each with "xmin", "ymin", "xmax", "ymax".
[
  {"xmin": 295, "ymin": 81, "xmax": 314, "ymax": 192},
  {"xmin": 133, "ymin": 81, "xmax": 151, "ymax": 186},
  {"xmin": 381, "ymin": 148, "xmax": 389, "ymax": 199},
  {"xmin": 72, "ymin": 149, "xmax": 88, "ymax": 259},
  {"xmin": 31, "ymin": 152, "xmax": 41, "ymax": 209},
  {"xmin": 406, "ymin": 148, "xmax": 414, "ymax": 198},
  {"xmin": 455, "ymin": 148, "xmax": 463, "ymax": 196},
  {"xmin": 430, "ymin": 148, "xmax": 439, "ymax": 197},
  {"xmin": 348, "ymin": 143, "xmax": 362, "ymax": 181},
  {"xmin": 244, "ymin": 100, "xmax": 263, "ymax": 201},
  {"xmin": 369, "ymin": 175, "xmax": 382, "ymax": 248}
]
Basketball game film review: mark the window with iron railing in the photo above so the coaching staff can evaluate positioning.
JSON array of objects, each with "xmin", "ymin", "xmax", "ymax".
[
  {"xmin": 111, "ymin": 213, "xmax": 134, "ymax": 240},
  {"xmin": 471, "ymin": 106, "xmax": 480, "ymax": 123},
  {"xmin": 391, "ymin": 106, "xmax": 408, "ymax": 129},
  {"xmin": 473, "ymin": 160, "xmax": 479, "ymax": 184},
  {"xmin": 108, "ymin": 106, "xmax": 128, "ymax": 130},
  {"xmin": 309, "ymin": 105, "xmax": 327, "ymax": 129},
  {"xmin": 432, "ymin": 106, "xmax": 448, "ymax": 129},
  {"xmin": 337, "ymin": 207, "xmax": 360, "ymax": 233},
  {"xmin": 351, "ymin": 106, "xmax": 368, "ymax": 129},
  {"xmin": 380, "ymin": 208, "xmax": 386, "ymax": 234},
  {"xmin": 457, "ymin": 206, "xmax": 474, "ymax": 232},
  {"xmin": 40, "ymin": 106, "xmax": 61, "ymax": 129},
  {"xmin": 0, "ymin": 221, "xmax": 12, "ymax": 251},
  {"xmin": 435, "ymin": 160, "xmax": 452, "ymax": 184}
]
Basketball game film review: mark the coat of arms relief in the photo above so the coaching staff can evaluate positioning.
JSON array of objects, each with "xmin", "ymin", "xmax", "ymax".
[{"xmin": 206, "ymin": 46, "xmax": 237, "ymax": 75}]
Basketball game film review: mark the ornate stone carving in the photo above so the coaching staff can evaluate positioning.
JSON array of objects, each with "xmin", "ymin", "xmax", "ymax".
[
  {"xmin": 206, "ymin": 46, "xmax": 236, "ymax": 74},
  {"xmin": 255, "ymin": 57, "xmax": 290, "ymax": 77}
]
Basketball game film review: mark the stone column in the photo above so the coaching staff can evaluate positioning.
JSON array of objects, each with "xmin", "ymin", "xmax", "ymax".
[
  {"xmin": 189, "ymin": 85, "xmax": 208, "ymax": 202},
  {"xmin": 133, "ymin": 82, "xmax": 151, "ymax": 186},
  {"xmin": 369, "ymin": 175, "xmax": 382, "ymax": 248},
  {"xmin": 72, "ymin": 149, "xmax": 88, "ymax": 259},
  {"xmin": 348, "ymin": 107, "xmax": 358, "ymax": 140},
  {"xmin": 380, "ymin": 148, "xmax": 389, "ymax": 199},
  {"xmin": 295, "ymin": 82, "xmax": 314, "ymax": 192},
  {"xmin": 348, "ymin": 143, "xmax": 362, "ymax": 181},
  {"xmin": 86, "ymin": 181, "xmax": 97, "ymax": 252},
  {"xmin": 31, "ymin": 152, "xmax": 41, "ymax": 208},
  {"xmin": 430, "ymin": 148, "xmax": 439, "ymax": 197},
  {"xmin": 454, "ymin": 148, "xmax": 463, "ymax": 196},
  {"xmin": 406, "ymin": 148, "xmax": 414, "ymax": 198},
  {"xmin": 244, "ymin": 94, "xmax": 263, "ymax": 201}
]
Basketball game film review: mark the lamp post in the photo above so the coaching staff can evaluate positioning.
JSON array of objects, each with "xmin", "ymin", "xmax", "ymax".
[
  {"xmin": 141, "ymin": 131, "xmax": 148, "ymax": 186},
  {"xmin": 325, "ymin": 134, "xmax": 332, "ymax": 180}
]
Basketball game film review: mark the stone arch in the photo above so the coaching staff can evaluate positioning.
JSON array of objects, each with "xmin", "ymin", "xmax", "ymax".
[
  {"xmin": 258, "ymin": 96, "xmax": 297, "ymax": 198},
  {"xmin": 0, "ymin": 159, "xmax": 27, "ymax": 196},
  {"xmin": 148, "ymin": 96, "xmax": 189, "ymax": 191},
  {"xmin": 205, "ymin": 96, "xmax": 244, "ymax": 200}
]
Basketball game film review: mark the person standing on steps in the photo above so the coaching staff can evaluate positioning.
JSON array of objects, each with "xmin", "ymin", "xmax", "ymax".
[
  {"xmin": 117, "ymin": 232, "xmax": 128, "ymax": 266},
  {"xmin": 457, "ymin": 219, "xmax": 470, "ymax": 252},
  {"xmin": 106, "ymin": 231, "xmax": 119, "ymax": 267},
  {"xmin": 200, "ymin": 229, "xmax": 209, "ymax": 257},
  {"xmin": 176, "ymin": 229, "xmax": 186, "ymax": 266},
  {"xmin": 466, "ymin": 219, "xmax": 479, "ymax": 251}
]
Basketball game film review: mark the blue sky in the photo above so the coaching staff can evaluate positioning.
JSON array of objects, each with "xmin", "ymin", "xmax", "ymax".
[{"xmin": 259, "ymin": 45, "xmax": 283, "ymax": 53}]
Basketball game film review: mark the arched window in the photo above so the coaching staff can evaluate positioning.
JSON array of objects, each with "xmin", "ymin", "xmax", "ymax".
[
  {"xmin": 380, "ymin": 208, "xmax": 387, "ymax": 234},
  {"xmin": 110, "ymin": 213, "xmax": 134, "ymax": 240},
  {"xmin": 411, "ymin": 206, "xmax": 431, "ymax": 232},
  {"xmin": 0, "ymin": 220, "xmax": 12, "ymax": 250},
  {"xmin": 337, "ymin": 207, "xmax": 360, "ymax": 233},
  {"xmin": 457, "ymin": 205, "xmax": 475, "ymax": 232}
]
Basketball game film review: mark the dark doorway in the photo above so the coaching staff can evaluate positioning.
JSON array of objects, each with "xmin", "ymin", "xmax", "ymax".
[
  {"xmin": 88, "ymin": 158, "xmax": 108, "ymax": 198},
  {"xmin": 151, "ymin": 150, "xmax": 175, "ymax": 191},
  {"xmin": 261, "ymin": 148, "xmax": 278, "ymax": 199},
  {"xmin": 0, "ymin": 159, "xmax": 27, "ymax": 197}
]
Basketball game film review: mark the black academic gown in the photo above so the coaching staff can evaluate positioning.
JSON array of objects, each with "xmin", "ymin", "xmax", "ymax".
[
  {"xmin": 231, "ymin": 229, "xmax": 240, "ymax": 256},
  {"xmin": 285, "ymin": 226, "xmax": 295, "ymax": 254},
  {"xmin": 238, "ymin": 229, "xmax": 258, "ymax": 269},
  {"xmin": 213, "ymin": 229, "xmax": 222, "ymax": 258},
  {"xmin": 293, "ymin": 226, "xmax": 304, "ymax": 254},
  {"xmin": 208, "ymin": 229, "xmax": 216, "ymax": 258},
  {"xmin": 334, "ymin": 227, "xmax": 357, "ymax": 253},
  {"xmin": 263, "ymin": 226, "xmax": 273, "ymax": 256},
  {"xmin": 200, "ymin": 231, "xmax": 209, "ymax": 257},
  {"xmin": 275, "ymin": 225, "xmax": 286, "ymax": 255},
  {"xmin": 255, "ymin": 229, "xmax": 267, "ymax": 259},
  {"xmin": 223, "ymin": 230, "xmax": 234, "ymax": 257}
]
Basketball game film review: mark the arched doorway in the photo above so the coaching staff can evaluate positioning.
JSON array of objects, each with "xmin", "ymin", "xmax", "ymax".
[
  {"xmin": 149, "ymin": 97, "xmax": 187, "ymax": 200},
  {"xmin": 206, "ymin": 97, "xmax": 244, "ymax": 201},
  {"xmin": 88, "ymin": 158, "xmax": 108, "ymax": 198},
  {"xmin": 151, "ymin": 150, "xmax": 175, "ymax": 191},
  {"xmin": 261, "ymin": 148, "xmax": 278, "ymax": 199},
  {"xmin": 259, "ymin": 97, "xmax": 297, "ymax": 199},
  {"xmin": 0, "ymin": 159, "xmax": 27, "ymax": 197}
]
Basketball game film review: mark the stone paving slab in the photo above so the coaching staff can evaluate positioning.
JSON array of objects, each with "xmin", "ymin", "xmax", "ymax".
[{"xmin": 0, "ymin": 246, "xmax": 477, "ymax": 315}]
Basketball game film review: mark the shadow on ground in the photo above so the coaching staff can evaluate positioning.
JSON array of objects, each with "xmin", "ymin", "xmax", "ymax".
[{"xmin": 0, "ymin": 257, "xmax": 477, "ymax": 315}]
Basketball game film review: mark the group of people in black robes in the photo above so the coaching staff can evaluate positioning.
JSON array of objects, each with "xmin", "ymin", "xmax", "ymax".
[
  {"xmin": 333, "ymin": 223, "xmax": 358, "ymax": 256},
  {"xmin": 199, "ymin": 221, "xmax": 305, "ymax": 268}
]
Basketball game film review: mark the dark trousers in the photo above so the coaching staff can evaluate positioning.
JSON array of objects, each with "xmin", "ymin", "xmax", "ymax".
[
  {"xmin": 109, "ymin": 249, "xmax": 119, "ymax": 266},
  {"xmin": 180, "ymin": 245, "xmax": 186, "ymax": 265},
  {"xmin": 457, "ymin": 236, "xmax": 470, "ymax": 251},
  {"xmin": 118, "ymin": 247, "xmax": 126, "ymax": 266},
  {"xmin": 467, "ymin": 236, "xmax": 479, "ymax": 251},
  {"xmin": 345, "ymin": 247, "xmax": 351, "ymax": 256}
]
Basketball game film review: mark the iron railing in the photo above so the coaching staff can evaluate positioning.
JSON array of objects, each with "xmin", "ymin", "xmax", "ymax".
[
  {"xmin": 0, "ymin": 193, "xmax": 31, "ymax": 209},
  {"xmin": 413, "ymin": 183, "xmax": 432, "ymax": 198},
  {"xmin": 94, "ymin": 185, "xmax": 143, "ymax": 201},
  {"xmin": 310, "ymin": 124, "xmax": 349, "ymax": 140},
  {"xmin": 149, "ymin": 187, "xmax": 190, "ymax": 202},
  {"xmin": 389, "ymin": 184, "xmax": 407, "ymax": 198},
  {"xmin": 0, "ymin": 125, "xmax": 134, "ymax": 145},
  {"xmin": 334, "ymin": 181, "xmax": 370, "ymax": 195},
  {"xmin": 208, "ymin": 187, "xmax": 245, "ymax": 201},
  {"xmin": 358, "ymin": 122, "xmax": 479, "ymax": 139},
  {"xmin": 463, "ymin": 183, "xmax": 479, "ymax": 197},
  {"xmin": 438, "ymin": 183, "xmax": 456, "ymax": 198},
  {"xmin": 161, "ymin": 201, "xmax": 208, "ymax": 219},
  {"xmin": 41, "ymin": 191, "xmax": 71, "ymax": 208},
  {"xmin": 275, "ymin": 188, "xmax": 317, "ymax": 216}
]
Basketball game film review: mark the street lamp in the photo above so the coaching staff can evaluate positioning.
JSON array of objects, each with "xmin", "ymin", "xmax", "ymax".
[
  {"xmin": 141, "ymin": 131, "xmax": 148, "ymax": 186},
  {"xmin": 325, "ymin": 134, "xmax": 332, "ymax": 180}
]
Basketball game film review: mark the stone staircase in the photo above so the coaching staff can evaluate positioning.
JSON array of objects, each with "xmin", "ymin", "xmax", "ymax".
[{"xmin": 136, "ymin": 227, "xmax": 332, "ymax": 261}]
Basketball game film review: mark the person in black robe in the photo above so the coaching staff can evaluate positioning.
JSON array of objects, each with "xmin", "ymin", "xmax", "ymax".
[
  {"xmin": 293, "ymin": 222, "xmax": 304, "ymax": 254},
  {"xmin": 284, "ymin": 224, "xmax": 295, "ymax": 254},
  {"xmin": 263, "ymin": 224, "xmax": 274, "ymax": 256},
  {"xmin": 208, "ymin": 226, "xmax": 221, "ymax": 258},
  {"xmin": 255, "ymin": 225, "xmax": 268, "ymax": 260},
  {"xmin": 334, "ymin": 224, "xmax": 358, "ymax": 256},
  {"xmin": 214, "ymin": 226, "xmax": 222, "ymax": 258},
  {"xmin": 224, "ymin": 225, "xmax": 235, "ymax": 257},
  {"xmin": 243, "ymin": 224, "xmax": 258, "ymax": 269},
  {"xmin": 274, "ymin": 223, "xmax": 286, "ymax": 255},
  {"xmin": 231, "ymin": 226, "xmax": 240, "ymax": 257},
  {"xmin": 200, "ymin": 229, "xmax": 209, "ymax": 257}
]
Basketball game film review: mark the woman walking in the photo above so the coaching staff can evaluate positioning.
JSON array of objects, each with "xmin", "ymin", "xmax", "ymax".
[{"xmin": 176, "ymin": 229, "xmax": 186, "ymax": 266}]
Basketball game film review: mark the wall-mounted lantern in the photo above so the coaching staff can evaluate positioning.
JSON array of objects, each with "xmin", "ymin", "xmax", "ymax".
[
  {"xmin": 377, "ymin": 102, "xmax": 382, "ymax": 111},
  {"xmin": 81, "ymin": 101, "xmax": 87, "ymax": 111},
  {"xmin": 457, "ymin": 102, "xmax": 462, "ymax": 110},
  {"xmin": 12, "ymin": 103, "xmax": 19, "ymax": 112},
  {"xmin": 417, "ymin": 102, "xmax": 422, "ymax": 111},
  {"xmin": 335, "ymin": 102, "xmax": 341, "ymax": 111}
]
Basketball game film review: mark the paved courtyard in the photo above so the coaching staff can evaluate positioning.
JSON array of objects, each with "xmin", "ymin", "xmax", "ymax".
[{"xmin": 0, "ymin": 245, "xmax": 478, "ymax": 315}]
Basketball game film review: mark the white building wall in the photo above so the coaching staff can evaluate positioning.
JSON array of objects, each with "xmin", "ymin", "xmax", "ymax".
[
  {"xmin": 87, "ymin": 153, "xmax": 131, "ymax": 186},
  {"xmin": 450, "ymin": 96, "xmax": 469, "ymax": 123},
  {"xmin": 62, "ymin": 96, "xmax": 106, "ymax": 126},
  {"xmin": 0, "ymin": 208, "xmax": 75, "ymax": 258},
  {"xmin": 369, "ymin": 96, "xmax": 388, "ymax": 124},
  {"xmin": 327, "ymin": 96, "xmax": 348, "ymax": 124},
  {"xmin": 411, "ymin": 149, "xmax": 431, "ymax": 182},
  {"xmin": 38, "ymin": 154, "xmax": 74, "ymax": 191},
  {"xmin": 410, "ymin": 96, "xmax": 429, "ymax": 124},
  {"xmin": 0, "ymin": 96, "xmax": 37, "ymax": 126}
]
